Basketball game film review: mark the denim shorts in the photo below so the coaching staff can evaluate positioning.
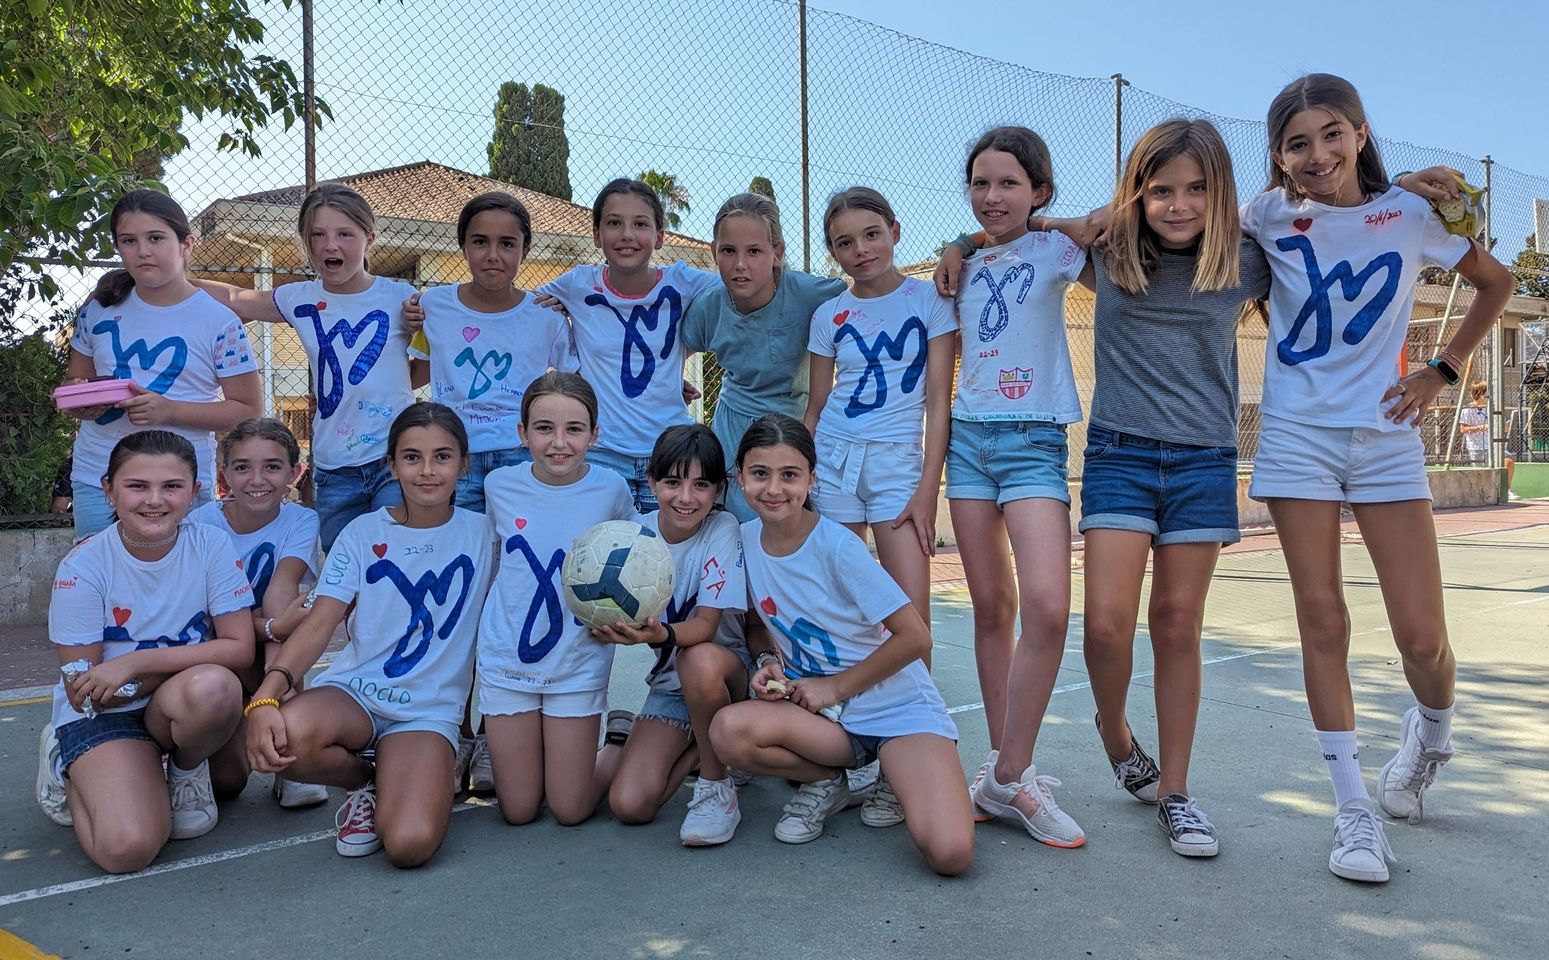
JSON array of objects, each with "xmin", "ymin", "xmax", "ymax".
[
  {"xmin": 1079, "ymin": 425, "xmax": 1240, "ymax": 545},
  {"xmin": 313, "ymin": 459, "xmax": 403, "ymax": 551},
  {"xmin": 456, "ymin": 447, "xmax": 533, "ymax": 511},
  {"xmin": 56, "ymin": 708, "xmax": 157, "ymax": 776},
  {"xmin": 318, "ymin": 680, "xmax": 462, "ymax": 753},
  {"xmin": 588, "ymin": 447, "xmax": 656, "ymax": 513},
  {"xmin": 846, "ymin": 731, "xmax": 895, "ymax": 769},
  {"xmin": 945, "ymin": 418, "xmax": 1070, "ymax": 506},
  {"xmin": 637, "ymin": 646, "xmax": 754, "ymax": 729},
  {"xmin": 1249, "ymin": 414, "xmax": 1431, "ymax": 504}
]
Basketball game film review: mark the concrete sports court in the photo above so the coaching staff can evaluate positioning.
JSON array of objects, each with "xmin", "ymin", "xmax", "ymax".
[{"xmin": 2, "ymin": 503, "xmax": 1545, "ymax": 960}]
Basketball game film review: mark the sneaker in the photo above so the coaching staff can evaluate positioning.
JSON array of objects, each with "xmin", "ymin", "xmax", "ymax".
[
  {"xmin": 1377, "ymin": 706, "xmax": 1454, "ymax": 824},
  {"xmin": 845, "ymin": 759, "xmax": 879, "ymax": 809},
  {"xmin": 468, "ymin": 734, "xmax": 495, "ymax": 793},
  {"xmin": 729, "ymin": 767, "xmax": 754, "ymax": 787},
  {"xmin": 273, "ymin": 776, "xmax": 329, "ymax": 809},
  {"xmin": 604, "ymin": 710, "xmax": 635, "ymax": 747},
  {"xmin": 969, "ymin": 758, "xmax": 993, "ymax": 823},
  {"xmin": 452, "ymin": 736, "xmax": 475, "ymax": 794},
  {"xmin": 774, "ymin": 777, "xmax": 851, "ymax": 844},
  {"xmin": 971, "ymin": 749, "xmax": 1086, "ymax": 848},
  {"xmin": 1097, "ymin": 713, "xmax": 1160, "ymax": 804},
  {"xmin": 335, "ymin": 783, "xmax": 382, "ymax": 857},
  {"xmin": 1329, "ymin": 800, "xmax": 1396, "ymax": 883},
  {"xmin": 36, "ymin": 724, "xmax": 72, "ymax": 827},
  {"xmin": 680, "ymin": 776, "xmax": 741, "ymax": 846},
  {"xmin": 1157, "ymin": 792, "xmax": 1219, "ymax": 857},
  {"xmin": 167, "ymin": 760, "xmax": 219, "ymax": 840},
  {"xmin": 860, "ymin": 772, "xmax": 904, "ymax": 828}
]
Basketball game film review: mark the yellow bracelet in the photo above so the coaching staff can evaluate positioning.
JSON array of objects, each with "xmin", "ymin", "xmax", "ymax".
[{"xmin": 243, "ymin": 697, "xmax": 281, "ymax": 717}]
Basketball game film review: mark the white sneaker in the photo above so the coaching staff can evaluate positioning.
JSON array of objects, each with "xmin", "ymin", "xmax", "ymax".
[
  {"xmin": 1377, "ymin": 706, "xmax": 1454, "ymax": 824},
  {"xmin": 452, "ymin": 736, "xmax": 475, "ymax": 794},
  {"xmin": 168, "ymin": 760, "xmax": 218, "ymax": 840},
  {"xmin": 1329, "ymin": 800, "xmax": 1396, "ymax": 883},
  {"xmin": 468, "ymin": 734, "xmax": 495, "ymax": 792},
  {"xmin": 845, "ymin": 759, "xmax": 879, "ymax": 809},
  {"xmin": 335, "ymin": 783, "xmax": 382, "ymax": 857},
  {"xmin": 36, "ymin": 724, "xmax": 72, "ymax": 827},
  {"xmin": 729, "ymin": 767, "xmax": 754, "ymax": 787},
  {"xmin": 774, "ymin": 777, "xmax": 851, "ymax": 844},
  {"xmin": 969, "ymin": 757, "xmax": 994, "ymax": 823},
  {"xmin": 971, "ymin": 749, "xmax": 1086, "ymax": 848},
  {"xmin": 273, "ymin": 776, "xmax": 329, "ymax": 809},
  {"xmin": 860, "ymin": 772, "xmax": 904, "ymax": 828},
  {"xmin": 680, "ymin": 776, "xmax": 741, "ymax": 846}
]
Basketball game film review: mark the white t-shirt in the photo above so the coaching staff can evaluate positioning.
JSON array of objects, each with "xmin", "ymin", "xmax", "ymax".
[
  {"xmin": 953, "ymin": 231, "xmax": 1086, "ymax": 423},
  {"xmin": 272, "ymin": 276, "xmax": 417, "ymax": 469},
  {"xmin": 1460, "ymin": 405, "xmax": 1488, "ymax": 463},
  {"xmin": 70, "ymin": 289, "xmax": 257, "ymax": 490},
  {"xmin": 807, "ymin": 277, "xmax": 958, "ymax": 443},
  {"xmin": 641, "ymin": 509, "xmax": 747, "ymax": 695},
  {"xmin": 538, "ymin": 263, "xmax": 719, "ymax": 457},
  {"xmin": 48, "ymin": 522, "xmax": 253, "ymax": 730},
  {"xmin": 1241, "ymin": 187, "xmax": 1470, "ymax": 432},
  {"xmin": 477, "ymin": 463, "xmax": 637, "ymax": 696},
  {"xmin": 407, "ymin": 285, "xmax": 579, "ymax": 454},
  {"xmin": 188, "ymin": 499, "xmax": 319, "ymax": 610},
  {"xmin": 312, "ymin": 507, "xmax": 492, "ymax": 726},
  {"xmin": 741, "ymin": 516, "xmax": 955, "ymax": 740}
]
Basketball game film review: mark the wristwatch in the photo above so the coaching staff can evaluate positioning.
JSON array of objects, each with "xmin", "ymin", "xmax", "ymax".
[{"xmin": 1427, "ymin": 356, "xmax": 1461, "ymax": 385}]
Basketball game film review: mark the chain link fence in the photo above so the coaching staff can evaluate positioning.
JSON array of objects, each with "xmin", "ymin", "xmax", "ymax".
[{"xmin": 8, "ymin": 0, "xmax": 1549, "ymax": 524}]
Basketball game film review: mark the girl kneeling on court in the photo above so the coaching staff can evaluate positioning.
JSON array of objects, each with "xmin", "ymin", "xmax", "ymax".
[
  {"xmin": 708, "ymin": 414, "xmax": 973, "ymax": 876},
  {"xmin": 245, "ymin": 403, "xmax": 492, "ymax": 867},
  {"xmin": 42, "ymin": 430, "xmax": 256, "ymax": 873}
]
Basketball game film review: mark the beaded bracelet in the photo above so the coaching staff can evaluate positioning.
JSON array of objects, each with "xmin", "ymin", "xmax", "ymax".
[{"xmin": 244, "ymin": 697, "xmax": 281, "ymax": 717}]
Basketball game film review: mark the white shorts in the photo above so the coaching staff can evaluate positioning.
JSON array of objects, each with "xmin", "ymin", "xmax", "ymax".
[
  {"xmin": 814, "ymin": 433, "xmax": 922, "ymax": 524},
  {"xmin": 1249, "ymin": 414, "xmax": 1432, "ymax": 504},
  {"xmin": 478, "ymin": 683, "xmax": 607, "ymax": 719}
]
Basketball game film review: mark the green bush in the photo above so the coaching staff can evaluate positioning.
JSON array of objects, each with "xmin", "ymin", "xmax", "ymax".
[{"xmin": 0, "ymin": 333, "xmax": 72, "ymax": 516}]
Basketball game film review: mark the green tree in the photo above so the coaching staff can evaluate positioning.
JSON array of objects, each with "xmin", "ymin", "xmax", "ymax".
[
  {"xmin": 639, "ymin": 170, "xmax": 691, "ymax": 231},
  {"xmin": 749, "ymin": 176, "xmax": 776, "ymax": 202},
  {"xmin": 487, "ymin": 82, "xmax": 572, "ymax": 201},
  {"xmin": 1512, "ymin": 234, "xmax": 1549, "ymax": 299},
  {"xmin": 0, "ymin": 0, "xmax": 317, "ymax": 308}
]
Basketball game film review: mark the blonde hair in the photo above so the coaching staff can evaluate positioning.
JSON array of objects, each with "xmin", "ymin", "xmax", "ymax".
[
  {"xmin": 1104, "ymin": 119, "xmax": 1240, "ymax": 296},
  {"xmin": 297, "ymin": 182, "xmax": 377, "ymax": 273},
  {"xmin": 714, "ymin": 193, "xmax": 786, "ymax": 283}
]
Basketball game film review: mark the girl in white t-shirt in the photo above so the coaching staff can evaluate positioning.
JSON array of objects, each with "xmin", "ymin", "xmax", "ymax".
[
  {"xmin": 195, "ymin": 183, "xmax": 423, "ymax": 551},
  {"xmin": 1242, "ymin": 74, "xmax": 1513, "ymax": 884},
  {"xmin": 536, "ymin": 179, "xmax": 719, "ymax": 512},
  {"xmin": 63, "ymin": 189, "xmax": 262, "ymax": 540},
  {"xmin": 188, "ymin": 417, "xmax": 328, "ymax": 810},
  {"xmin": 403, "ymin": 192, "xmax": 580, "ymax": 509},
  {"xmin": 244, "ymin": 403, "xmax": 493, "ymax": 867},
  {"xmin": 42, "ymin": 430, "xmax": 256, "ymax": 874},
  {"xmin": 596, "ymin": 424, "xmax": 751, "ymax": 846},
  {"xmin": 708, "ymin": 414, "xmax": 973, "ymax": 876},
  {"xmin": 476, "ymin": 371, "xmax": 636, "ymax": 826}
]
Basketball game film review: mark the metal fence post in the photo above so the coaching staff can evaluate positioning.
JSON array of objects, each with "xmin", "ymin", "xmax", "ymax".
[
  {"xmin": 303, "ymin": 0, "xmax": 317, "ymax": 191},
  {"xmin": 799, "ymin": 0, "xmax": 810, "ymax": 273},
  {"xmin": 1484, "ymin": 155, "xmax": 1505, "ymax": 479},
  {"xmin": 1111, "ymin": 73, "xmax": 1127, "ymax": 187}
]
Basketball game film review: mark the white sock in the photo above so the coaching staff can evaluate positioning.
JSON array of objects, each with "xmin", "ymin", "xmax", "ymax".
[
  {"xmin": 1316, "ymin": 730, "xmax": 1369, "ymax": 809},
  {"xmin": 1414, "ymin": 701, "xmax": 1454, "ymax": 751},
  {"xmin": 169, "ymin": 758, "xmax": 205, "ymax": 779}
]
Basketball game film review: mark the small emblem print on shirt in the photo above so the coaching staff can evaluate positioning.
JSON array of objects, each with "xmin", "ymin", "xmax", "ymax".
[{"xmin": 998, "ymin": 367, "xmax": 1034, "ymax": 400}]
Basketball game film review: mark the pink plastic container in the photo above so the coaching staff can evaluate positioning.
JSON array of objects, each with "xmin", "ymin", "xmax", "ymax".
[{"xmin": 52, "ymin": 379, "xmax": 137, "ymax": 410}]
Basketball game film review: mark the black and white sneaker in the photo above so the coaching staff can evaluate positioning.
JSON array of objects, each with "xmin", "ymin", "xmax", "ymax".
[
  {"xmin": 1096, "ymin": 713, "xmax": 1160, "ymax": 804},
  {"xmin": 1157, "ymin": 792, "xmax": 1219, "ymax": 857}
]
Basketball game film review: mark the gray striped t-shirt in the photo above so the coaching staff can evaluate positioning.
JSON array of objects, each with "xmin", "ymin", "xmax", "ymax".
[{"xmin": 1089, "ymin": 238, "xmax": 1270, "ymax": 448}]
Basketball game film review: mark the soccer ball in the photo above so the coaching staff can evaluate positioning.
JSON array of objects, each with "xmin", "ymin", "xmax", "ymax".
[{"xmin": 562, "ymin": 521, "xmax": 675, "ymax": 630}]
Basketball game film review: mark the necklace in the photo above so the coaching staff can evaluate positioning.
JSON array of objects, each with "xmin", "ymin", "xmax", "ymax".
[{"xmin": 119, "ymin": 525, "xmax": 180, "ymax": 551}]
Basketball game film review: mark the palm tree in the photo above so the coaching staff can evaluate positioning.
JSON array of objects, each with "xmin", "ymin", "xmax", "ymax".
[{"xmin": 639, "ymin": 169, "xmax": 691, "ymax": 231}]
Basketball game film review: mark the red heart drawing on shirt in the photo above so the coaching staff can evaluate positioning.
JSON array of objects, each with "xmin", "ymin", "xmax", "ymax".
[
  {"xmin": 831, "ymin": 310, "xmax": 849, "ymax": 327},
  {"xmin": 236, "ymin": 559, "xmax": 244, "ymax": 570},
  {"xmin": 113, "ymin": 607, "xmax": 132, "ymax": 626},
  {"xmin": 462, "ymin": 326, "xmax": 480, "ymax": 342},
  {"xmin": 316, "ymin": 300, "xmax": 328, "ymax": 311},
  {"xmin": 759, "ymin": 596, "xmax": 777, "ymax": 616},
  {"xmin": 372, "ymin": 543, "xmax": 388, "ymax": 558},
  {"xmin": 514, "ymin": 517, "xmax": 528, "ymax": 530},
  {"xmin": 1293, "ymin": 218, "xmax": 1313, "ymax": 233}
]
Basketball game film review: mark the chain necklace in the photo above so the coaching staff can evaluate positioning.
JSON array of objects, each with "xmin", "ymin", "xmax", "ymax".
[{"xmin": 118, "ymin": 525, "xmax": 180, "ymax": 551}]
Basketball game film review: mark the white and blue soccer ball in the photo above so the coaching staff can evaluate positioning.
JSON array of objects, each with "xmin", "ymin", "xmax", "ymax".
[{"xmin": 562, "ymin": 520, "xmax": 675, "ymax": 630}]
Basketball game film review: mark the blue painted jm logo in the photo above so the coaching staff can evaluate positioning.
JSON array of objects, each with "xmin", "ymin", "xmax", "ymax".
[
  {"xmin": 245, "ymin": 542, "xmax": 278, "ymax": 609},
  {"xmin": 295, "ymin": 303, "xmax": 390, "ymax": 419},
  {"xmin": 1274, "ymin": 235, "xmax": 1402, "ymax": 367},
  {"xmin": 834, "ymin": 316, "xmax": 928, "ymax": 418},
  {"xmin": 455, "ymin": 347, "xmax": 513, "ymax": 399},
  {"xmin": 970, "ymin": 263, "xmax": 1035, "ymax": 342},
  {"xmin": 769, "ymin": 614, "xmax": 841, "ymax": 677},
  {"xmin": 366, "ymin": 554, "xmax": 476, "ymax": 678},
  {"xmin": 585, "ymin": 287, "xmax": 684, "ymax": 398},
  {"xmin": 91, "ymin": 318, "xmax": 187, "ymax": 425},
  {"xmin": 504, "ymin": 533, "xmax": 581, "ymax": 664}
]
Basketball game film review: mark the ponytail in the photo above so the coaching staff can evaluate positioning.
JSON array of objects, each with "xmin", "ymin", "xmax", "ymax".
[{"xmin": 90, "ymin": 269, "xmax": 137, "ymax": 308}]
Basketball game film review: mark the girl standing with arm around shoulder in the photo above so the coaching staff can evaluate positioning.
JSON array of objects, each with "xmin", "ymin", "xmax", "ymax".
[
  {"xmin": 537, "ymin": 179, "xmax": 719, "ymax": 512},
  {"xmin": 475, "ymin": 372, "xmax": 636, "ymax": 827},
  {"xmin": 64, "ymin": 190, "xmax": 261, "ymax": 540},
  {"xmin": 244, "ymin": 403, "xmax": 493, "ymax": 867},
  {"xmin": 193, "ymin": 183, "xmax": 420, "ymax": 551},
  {"xmin": 39, "ymin": 431, "xmax": 256, "ymax": 873},
  {"xmin": 679, "ymin": 193, "xmax": 847, "ymax": 521},
  {"xmin": 708, "ymin": 414, "xmax": 972, "ymax": 876},
  {"xmin": 1241, "ymin": 74, "xmax": 1512, "ymax": 884}
]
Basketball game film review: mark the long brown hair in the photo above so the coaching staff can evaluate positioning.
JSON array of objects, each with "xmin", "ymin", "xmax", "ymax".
[
  {"xmin": 1266, "ymin": 73, "xmax": 1388, "ymax": 202},
  {"xmin": 91, "ymin": 190, "xmax": 195, "ymax": 307}
]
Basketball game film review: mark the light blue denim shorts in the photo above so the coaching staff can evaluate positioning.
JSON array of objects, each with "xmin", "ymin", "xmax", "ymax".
[{"xmin": 945, "ymin": 418, "xmax": 1071, "ymax": 506}]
